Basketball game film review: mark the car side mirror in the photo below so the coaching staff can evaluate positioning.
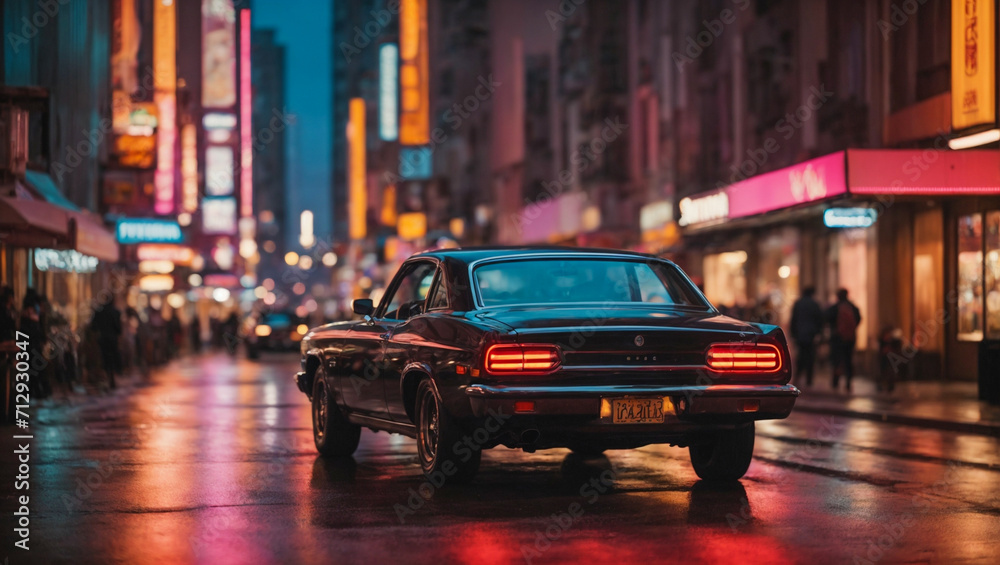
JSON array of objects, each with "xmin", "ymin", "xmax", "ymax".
[{"xmin": 353, "ymin": 299, "xmax": 374, "ymax": 316}]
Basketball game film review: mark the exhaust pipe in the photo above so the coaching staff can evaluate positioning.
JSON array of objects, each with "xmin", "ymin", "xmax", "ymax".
[{"xmin": 520, "ymin": 429, "xmax": 540, "ymax": 445}]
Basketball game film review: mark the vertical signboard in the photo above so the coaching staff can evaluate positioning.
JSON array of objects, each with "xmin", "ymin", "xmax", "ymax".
[
  {"xmin": 951, "ymin": 0, "xmax": 996, "ymax": 130},
  {"xmin": 181, "ymin": 123, "xmax": 198, "ymax": 212},
  {"xmin": 379, "ymin": 43, "xmax": 399, "ymax": 141},
  {"xmin": 203, "ymin": 0, "xmax": 237, "ymax": 109},
  {"xmin": 153, "ymin": 0, "xmax": 177, "ymax": 215},
  {"xmin": 399, "ymin": 0, "xmax": 429, "ymax": 145},
  {"xmin": 240, "ymin": 9, "xmax": 253, "ymax": 217},
  {"xmin": 348, "ymin": 98, "xmax": 367, "ymax": 240}
]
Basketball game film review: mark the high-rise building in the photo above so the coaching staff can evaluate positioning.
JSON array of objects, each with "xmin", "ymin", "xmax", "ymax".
[{"xmin": 252, "ymin": 28, "xmax": 288, "ymax": 272}]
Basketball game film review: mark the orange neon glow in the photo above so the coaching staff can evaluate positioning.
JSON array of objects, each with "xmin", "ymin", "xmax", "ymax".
[
  {"xmin": 347, "ymin": 98, "xmax": 367, "ymax": 240},
  {"xmin": 399, "ymin": 0, "xmax": 429, "ymax": 145}
]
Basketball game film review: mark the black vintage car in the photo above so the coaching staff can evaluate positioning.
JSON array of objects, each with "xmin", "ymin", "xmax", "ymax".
[{"xmin": 295, "ymin": 248, "xmax": 798, "ymax": 483}]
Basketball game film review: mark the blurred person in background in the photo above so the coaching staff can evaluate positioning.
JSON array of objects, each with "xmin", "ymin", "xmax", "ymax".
[
  {"xmin": 92, "ymin": 299, "xmax": 123, "ymax": 389},
  {"xmin": 790, "ymin": 286, "xmax": 824, "ymax": 387},
  {"xmin": 827, "ymin": 288, "xmax": 861, "ymax": 392}
]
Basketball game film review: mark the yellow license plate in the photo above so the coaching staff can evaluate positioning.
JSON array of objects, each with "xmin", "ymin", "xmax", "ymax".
[{"xmin": 608, "ymin": 397, "xmax": 671, "ymax": 424}]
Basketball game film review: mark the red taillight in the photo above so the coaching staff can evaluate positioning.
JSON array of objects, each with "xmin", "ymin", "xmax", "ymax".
[
  {"xmin": 485, "ymin": 344, "xmax": 561, "ymax": 374},
  {"xmin": 706, "ymin": 343, "xmax": 782, "ymax": 372}
]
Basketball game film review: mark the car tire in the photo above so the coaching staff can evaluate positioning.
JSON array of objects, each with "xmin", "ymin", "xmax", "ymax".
[
  {"xmin": 688, "ymin": 422, "xmax": 755, "ymax": 482},
  {"xmin": 415, "ymin": 379, "xmax": 481, "ymax": 484},
  {"xmin": 312, "ymin": 367, "xmax": 361, "ymax": 457}
]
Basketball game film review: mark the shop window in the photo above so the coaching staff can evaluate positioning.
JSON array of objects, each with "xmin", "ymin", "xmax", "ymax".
[
  {"xmin": 957, "ymin": 214, "xmax": 984, "ymax": 342},
  {"xmin": 703, "ymin": 251, "xmax": 748, "ymax": 316},
  {"xmin": 986, "ymin": 211, "xmax": 1000, "ymax": 340}
]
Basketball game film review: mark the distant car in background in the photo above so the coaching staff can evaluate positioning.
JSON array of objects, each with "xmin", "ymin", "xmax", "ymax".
[{"xmin": 246, "ymin": 311, "xmax": 308, "ymax": 357}]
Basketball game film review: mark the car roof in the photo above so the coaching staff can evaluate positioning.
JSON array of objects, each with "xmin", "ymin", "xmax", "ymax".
[{"xmin": 410, "ymin": 245, "xmax": 670, "ymax": 266}]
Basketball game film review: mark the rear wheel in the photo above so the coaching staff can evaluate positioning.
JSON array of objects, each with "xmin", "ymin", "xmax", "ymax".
[
  {"xmin": 688, "ymin": 422, "xmax": 755, "ymax": 481},
  {"xmin": 312, "ymin": 367, "xmax": 361, "ymax": 457},
  {"xmin": 415, "ymin": 379, "xmax": 480, "ymax": 484}
]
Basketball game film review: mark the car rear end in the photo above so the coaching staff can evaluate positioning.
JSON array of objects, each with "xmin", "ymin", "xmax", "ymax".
[
  {"xmin": 458, "ymin": 254, "xmax": 798, "ymax": 452},
  {"xmin": 464, "ymin": 317, "xmax": 796, "ymax": 451}
]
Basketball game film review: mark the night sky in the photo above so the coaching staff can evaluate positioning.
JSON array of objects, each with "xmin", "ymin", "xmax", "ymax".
[{"xmin": 253, "ymin": 0, "xmax": 333, "ymax": 243}]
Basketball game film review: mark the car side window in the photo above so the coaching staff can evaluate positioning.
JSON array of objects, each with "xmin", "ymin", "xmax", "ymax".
[
  {"xmin": 425, "ymin": 269, "xmax": 449, "ymax": 310},
  {"xmin": 381, "ymin": 262, "xmax": 437, "ymax": 320}
]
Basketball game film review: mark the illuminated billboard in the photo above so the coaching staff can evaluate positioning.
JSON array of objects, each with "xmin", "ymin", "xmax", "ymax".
[
  {"xmin": 379, "ymin": 43, "xmax": 399, "ymax": 141},
  {"xmin": 206, "ymin": 146, "xmax": 234, "ymax": 196},
  {"xmin": 153, "ymin": 0, "xmax": 176, "ymax": 215},
  {"xmin": 951, "ymin": 0, "xmax": 996, "ymax": 130},
  {"xmin": 181, "ymin": 124, "xmax": 198, "ymax": 212},
  {"xmin": 116, "ymin": 218, "xmax": 184, "ymax": 244},
  {"xmin": 202, "ymin": 0, "xmax": 236, "ymax": 109},
  {"xmin": 240, "ymin": 9, "xmax": 253, "ymax": 217},
  {"xmin": 348, "ymin": 98, "xmax": 367, "ymax": 240},
  {"xmin": 203, "ymin": 197, "xmax": 238, "ymax": 234},
  {"xmin": 399, "ymin": 0, "xmax": 429, "ymax": 145}
]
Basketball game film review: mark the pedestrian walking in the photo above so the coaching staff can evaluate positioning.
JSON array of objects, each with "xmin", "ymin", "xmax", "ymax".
[
  {"xmin": 92, "ymin": 300, "xmax": 123, "ymax": 389},
  {"xmin": 827, "ymin": 288, "xmax": 861, "ymax": 392},
  {"xmin": 789, "ymin": 286, "xmax": 824, "ymax": 387}
]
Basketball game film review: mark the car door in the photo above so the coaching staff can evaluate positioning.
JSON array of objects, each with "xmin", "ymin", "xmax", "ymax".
[
  {"xmin": 383, "ymin": 265, "xmax": 449, "ymax": 422},
  {"xmin": 341, "ymin": 260, "xmax": 437, "ymax": 419}
]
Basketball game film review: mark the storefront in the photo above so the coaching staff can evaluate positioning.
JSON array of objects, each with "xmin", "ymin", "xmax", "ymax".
[{"xmin": 678, "ymin": 149, "xmax": 1000, "ymax": 385}]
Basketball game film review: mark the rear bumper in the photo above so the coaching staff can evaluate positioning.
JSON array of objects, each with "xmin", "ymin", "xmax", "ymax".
[{"xmin": 462, "ymin": 383, "xmax": 799, "ymax": 448}]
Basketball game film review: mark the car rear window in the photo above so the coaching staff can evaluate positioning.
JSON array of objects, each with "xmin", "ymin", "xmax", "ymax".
[{"xmin": 474, "ymin": 258, "xmax": 710, "ymax": 308}]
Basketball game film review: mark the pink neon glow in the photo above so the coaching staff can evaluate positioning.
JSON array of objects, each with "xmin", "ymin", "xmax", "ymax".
[
  {"xmin": 155, "ymin": 93, "xmax": 176, "ymax": 214},
  {"xmin": 240, "ymin": 9, "xmax": 253, "ymax": 218},
  {"xmin": 846, "ymin": 149, "xmax": 1000, "ymax": 195},
  {"xmin": 726, "ymin": 151, "xmax": 848, "ymax": 219}
]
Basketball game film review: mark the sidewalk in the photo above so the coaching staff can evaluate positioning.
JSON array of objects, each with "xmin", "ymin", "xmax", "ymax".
[{"xmin": 793, "ymin": 376, "xmax": 1000, "ymax": 437}]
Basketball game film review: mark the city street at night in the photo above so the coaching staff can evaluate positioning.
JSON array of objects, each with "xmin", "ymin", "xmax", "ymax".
[
  {"xmin": 3, "ymin": 354, "xmax": 998, "ymax": 564},
  {"xmin": 5, "ymin": 0, "xmax": 1000, "ymax": 563}
]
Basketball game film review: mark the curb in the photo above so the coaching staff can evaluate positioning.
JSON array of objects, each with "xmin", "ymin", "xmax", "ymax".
[{"xmin": 795, "ymin": 403, "xmax": 1000, "ymax": 438}]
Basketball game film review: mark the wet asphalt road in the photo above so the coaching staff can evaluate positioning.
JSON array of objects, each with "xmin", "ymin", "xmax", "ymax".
[{"xmin": 2, "ymin": 353, "xmax": 999, "ymax": 565}]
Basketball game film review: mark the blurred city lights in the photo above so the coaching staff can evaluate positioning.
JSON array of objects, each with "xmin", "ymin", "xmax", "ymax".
[
  {"xmin": 166, "ymin": 293, "xmax": 185, "ymax": 309},
  {"xmin": 138, "ymin": 260, "xmax": 175, "ymax": 274},
  {"xmin": 264, "ymin": 292, "xmax": 277, "ymax": 306},
  {"xmin": 263, "ymin": 278, "xmax": 275, "ymax": 290},
  {"xmin": 239, "ymin": 238, "xmax": 258, "ymax": 258},
  {"xmin": 177, "ymin": 212, "xmax": 192, "ymax": 226},
  {"xmin": 292, "ymin": 282, "xmax": 306, "ymax": 295},
  {"xmin": 298, "ymin": 255, "xmax": 313, "ymax": 270},
  {"xmin": 322, "ymin": 252, "xmax": 338, "ymax": 267},
  {"xmin": 284, "ymin": 251, "xmax": 300, "ymax": 266},
  {"xmin": 297, "ymin": 324, "xmax": 309, "ymax": 334},
  {"xmin": 254, "ymin": 286, "xmax": 267, "ymax": 299},
  {"xmin": 188, "ymin": 274, "xmax": 203, "ymax": 287},
  {"xmin": 295, "ymin": 306, "xmax": 308, "ymax": 317},
  {"xmin": 263, "ymin": 240, "xmax": 277, "ymax": 253},
  {"xmin": 299, "ymin": 210, "xmax": 315, "ymax": 248},
  {"xmin": 212, "ymin": 288, "xmax": 231, "ymax": 302}
]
